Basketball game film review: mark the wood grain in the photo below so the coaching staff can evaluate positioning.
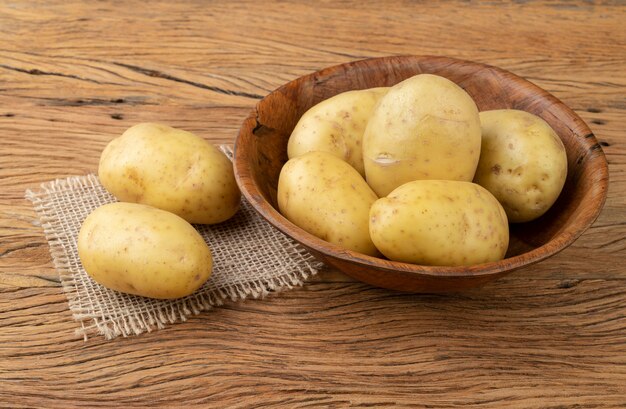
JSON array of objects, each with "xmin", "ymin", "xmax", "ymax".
[{"xmin": 0, "ymin": 0, "xmax": 624, "ymax": 407}]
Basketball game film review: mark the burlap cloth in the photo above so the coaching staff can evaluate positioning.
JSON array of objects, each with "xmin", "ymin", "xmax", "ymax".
[{"xmin": 25, "ymin": 146, "xmax": 321, "ymax": 340}]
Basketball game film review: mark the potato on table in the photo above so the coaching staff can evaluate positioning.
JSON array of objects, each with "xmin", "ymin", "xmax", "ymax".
[
  {"xmin": 277, "ymin": 151, "xmax": 379, "ymax": 256},
  {"xmin": 78, "ymin": 203, "xmax": 213, "ymax": 299},
  {"xmin": 369, "ymin": 180, "xmax": 509, "ymax": 266},
  {"xmin": 287, "ymin": 87, "xmax": 388, "ymax": 176},
  {"xmin": 474, "ymin": 110, "xmax": 567, "ymax": 223},
  {"xmin": 363, "ymin": 74, "xmax": 481, "ymax": 197},
  {"xmin": 99, "ymin": 123, "xmax": 240, "ymax": 224}
]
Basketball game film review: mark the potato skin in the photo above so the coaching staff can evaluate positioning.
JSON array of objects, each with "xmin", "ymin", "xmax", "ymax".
[
  {"xmin": 369, "ymin": 180, "xmax": 509, "ymax": 266},
  {"xmin": 474, "ymin": 110, "xmax": 567, "ymax": 223},
  {"xmin": 277, "ymin": 151, "xmax": 379, "ymax": 256},
  {"xmin": 363, "ymin": 74, "xmax": 481, "ymax": 197},
  {"xmin": 78, "ymin": 202, "xmax": 212, "ymax": 299},
  {"xmin": 99, "ymin": 123, "xmax": 240, "ymax": 224},
  {"xmin": 287, "ymin": 87, "xmax": 388, "ymax": 176}
]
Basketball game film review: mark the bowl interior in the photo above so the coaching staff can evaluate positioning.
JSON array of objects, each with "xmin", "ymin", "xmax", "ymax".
[{"xmin": 235, "ymin": 56, "xmax": 608, "ymax": 278}]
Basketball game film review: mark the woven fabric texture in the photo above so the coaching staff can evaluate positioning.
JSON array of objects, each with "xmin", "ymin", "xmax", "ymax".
[{"xmin": 25, "ymin": 147, "xmax": 321, "ymax": 340}]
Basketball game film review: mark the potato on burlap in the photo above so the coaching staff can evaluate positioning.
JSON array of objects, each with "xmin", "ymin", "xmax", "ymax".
[
  {"xmin": 78, "ymin": 202, "xmax": 212, "ymax": 299},
  {"xmin": 99, "ymin": 123, "xmax": 240, "ymax": 224}
]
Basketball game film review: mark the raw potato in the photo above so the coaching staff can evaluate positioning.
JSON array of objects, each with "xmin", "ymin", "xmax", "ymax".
[
  {"xmin": 369, "ymin": 180, "xmax": 509, "ymax": 266},
  {"xmin": 78, "ymin": 203, "xmax": 212, "ymax": 299},
  {"xmin": 363, "ymin": 74, "xmax": 481, "ymax": 197},
  {"xmin": 474, "ymin": 110, "xmax": 567, "ymax": 223},
  {"xmin": 99, "ymin": 123, "xmax": 240, "ymax": 224},
  {"xmin": 278, "ymin": 151, "xmax": 379, "ymax": 256},
  {"xmin": 287, "ymin": 87, "xmax": 388, "ymax": 176}
]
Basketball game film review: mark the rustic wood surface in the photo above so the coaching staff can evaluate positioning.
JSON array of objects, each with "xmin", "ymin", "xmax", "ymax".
[{"xmin": 0, "ymin": 1, "xmax": 624, "ymax": 407}]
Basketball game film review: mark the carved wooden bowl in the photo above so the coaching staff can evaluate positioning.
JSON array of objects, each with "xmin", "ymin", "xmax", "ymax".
[{"xmin": 234, "ymin": 56, "xmax": 609, "ymax": 292}]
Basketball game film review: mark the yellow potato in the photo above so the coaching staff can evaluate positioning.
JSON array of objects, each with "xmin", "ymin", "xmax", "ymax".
[
  {"xmin": 78, "ymin": 202, "xmax": 212, "ymax": 299},
  {"xmin": 474, "ymin": 110, "xmax": 567, "ymax": 223},
  {"xmin": 363, "ymin": 74, "xmax": 481, "ymax": 197},
  {"xmin": 287, "ymin": 87, "xmax": 388, "ymax": 176},
  {"xmin": 99, "ymin": 123, "xmax": 240, "ymax": 224},
  {"xmin": 369, "ymin": 180, "xmax": 509, "ymax": 266},
  {"xmin": 277, "ymin": 151, "xmax": 379, "ymax": 256}
]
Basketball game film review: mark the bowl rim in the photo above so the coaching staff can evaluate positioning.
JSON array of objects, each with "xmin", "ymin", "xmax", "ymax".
[{"xmin": 234, "ymin": 55, "xmax": 609, "ymax": 278}]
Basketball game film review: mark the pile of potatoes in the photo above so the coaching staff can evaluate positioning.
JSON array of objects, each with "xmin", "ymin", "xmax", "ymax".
[
  {"xmin": 280, "ymin": 73, "xmax": 568, "ymax": 266},
  {"xmin": 78, "ymin": 123, "xmax": 241, "ymax": 299}
]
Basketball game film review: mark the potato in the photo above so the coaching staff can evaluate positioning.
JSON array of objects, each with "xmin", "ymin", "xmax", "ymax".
[
  {"xmin": 369, "ymin": 180, "xmax": 509, "ymax": 266},
  {"xmin": 363, "ymin": 74, "xmax": 481, "ymax": 197},
  {"xmin": 474, "ymin": 110, "xmax": 567, "ymax": 223},
  {"xmin": 287, "ymin": 87, "xmax": 388, "ymax": 176},
  {"xmin": 78, "ymin": 202, "xmax": 212, "ymax": 299},
  {"xmin": 277, "ymin": 151, "xmax": 379, "ymax": 256},
  {"xmin": 99, "ymin": 123, "xmax": 240, "ymax": 224}
]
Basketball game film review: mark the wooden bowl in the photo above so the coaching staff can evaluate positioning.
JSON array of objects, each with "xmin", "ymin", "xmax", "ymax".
[{"xmin": 234, "ymin": 56, "xmax": 609, "ymax": 293}]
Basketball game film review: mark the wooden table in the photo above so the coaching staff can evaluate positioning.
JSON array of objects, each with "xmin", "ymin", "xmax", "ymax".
[{"xmin": 1, "ymin": 1, "xmax": 624, "ymax": 407}]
